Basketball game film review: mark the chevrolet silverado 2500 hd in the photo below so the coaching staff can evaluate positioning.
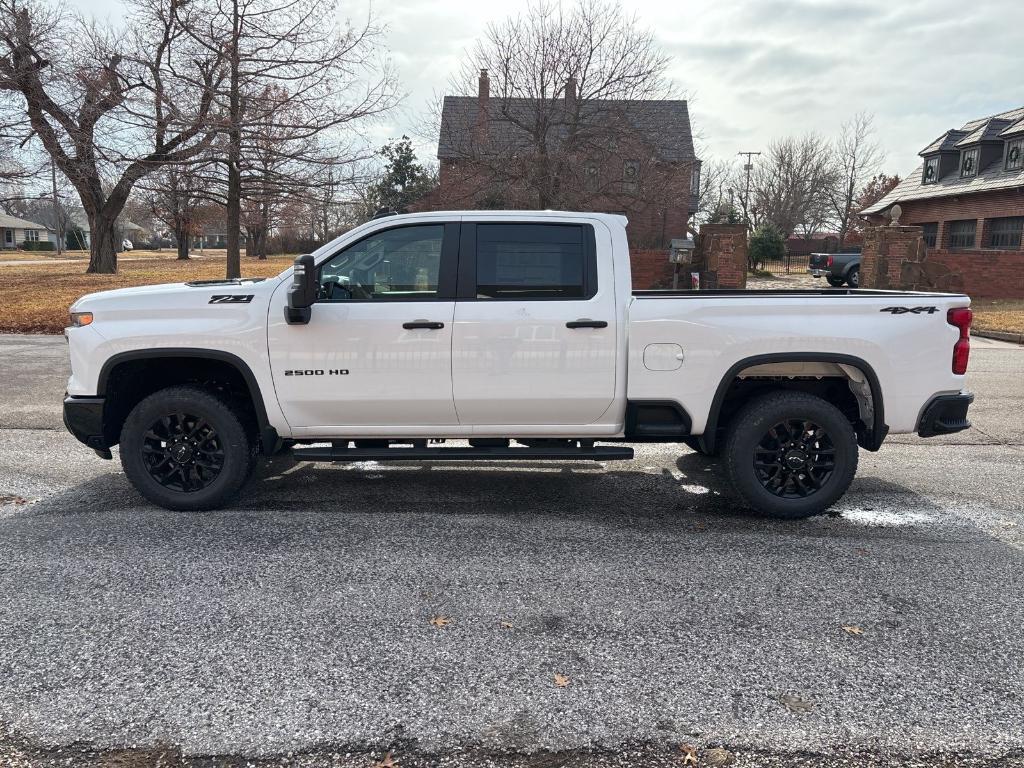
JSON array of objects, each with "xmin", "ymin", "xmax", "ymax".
[{"xmin": 63, "ymin": 211, "xmax": 974, "ymax": 518}]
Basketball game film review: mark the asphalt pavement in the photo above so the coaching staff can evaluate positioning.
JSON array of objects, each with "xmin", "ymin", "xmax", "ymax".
[{"xmin": 1, "ymin": 334, "xmax": 1023, "ymax": 768}]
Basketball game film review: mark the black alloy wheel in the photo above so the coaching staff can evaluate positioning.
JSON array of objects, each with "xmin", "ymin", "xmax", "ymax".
[
  {"xmin": 753, "ymin": 418, "xmax": 835, "ymax": 498},
  {"xmin": 141, "ymin": 412, "xmax": 226, "ymax": 492},
  {"xmin": 120, "ymin": 385, "xmax": 257, "ymax": 510}
]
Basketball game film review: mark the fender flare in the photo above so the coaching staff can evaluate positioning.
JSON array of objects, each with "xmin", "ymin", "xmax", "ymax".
[
  {"xmin": 97, "ymin": 348, "xmax": 279, "ymax": 453},
  {"xmin": 701, "ymin": 352, "xmax": 887, "ymax": 453}
]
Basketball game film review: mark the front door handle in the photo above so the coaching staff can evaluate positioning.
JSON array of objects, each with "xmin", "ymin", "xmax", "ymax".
[
  {"xmin": 403, "ymin": 320, "xmax": 445, "ymax": 330},
  {"xmin": 566, "ymin": 319, "xmax": 608, "ymax": 329}
]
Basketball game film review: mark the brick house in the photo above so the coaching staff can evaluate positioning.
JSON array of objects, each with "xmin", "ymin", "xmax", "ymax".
[
  {"xmin": 860, "ymin": 106, "xmax": 1024, "ymax": 299},
  {"xmin": 422, "ymin": 69, "xmax": 699, "ymax": 252}
]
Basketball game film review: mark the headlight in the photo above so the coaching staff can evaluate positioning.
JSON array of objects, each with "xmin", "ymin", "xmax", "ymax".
[{"xmin": 69, "ymin": 311, "xmax": 94, "ymax": 327}]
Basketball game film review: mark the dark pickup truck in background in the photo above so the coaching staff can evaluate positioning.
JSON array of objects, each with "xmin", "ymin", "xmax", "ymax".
[{"xmin": 808, "ymin": 249, "xmax": 861, "ymax": 287}]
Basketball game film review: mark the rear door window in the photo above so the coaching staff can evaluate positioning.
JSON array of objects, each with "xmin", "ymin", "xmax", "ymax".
[{"xmin": 470, "ymin": 223, "xmax": 596, "ymax": 299}]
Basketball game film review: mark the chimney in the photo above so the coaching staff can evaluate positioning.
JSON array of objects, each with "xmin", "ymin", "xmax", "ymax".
[
  {"xmin": 565, "ymin": 75, "xmax": 577, "ymax": 108},
  {"xmin": 475, "ymin": 68, "xmax": 490, "ymax": 142},
  {"xmin": 478, "ymin": 68, "xmax": 490, "ymax": 103}
]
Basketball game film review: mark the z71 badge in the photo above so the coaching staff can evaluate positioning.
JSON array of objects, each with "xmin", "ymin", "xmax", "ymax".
[
  {"xmin": 209, "ymin": 294, "xmax": 254, "ymax": 304},
  {"xmin": 880, "ymin": 306, "xmax": 938, "ymax": 315}
]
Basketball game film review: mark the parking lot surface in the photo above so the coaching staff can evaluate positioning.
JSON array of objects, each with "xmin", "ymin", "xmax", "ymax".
[{"xmin": 1, "ymin": 334, "xmax": 1022, "ymax": 767}]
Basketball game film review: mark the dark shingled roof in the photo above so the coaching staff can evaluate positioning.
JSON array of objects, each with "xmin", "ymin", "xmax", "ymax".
[
  {"xmin": 437, "ymin": 96, "xmax": 695, "ymax": 163},
  {"xmin": 919, "ymin": 130, "xmax": 967, "ymax": 156},
  {"xmin": 862, "ymin": 105, "xmax": 1024, "ymax": 216}
]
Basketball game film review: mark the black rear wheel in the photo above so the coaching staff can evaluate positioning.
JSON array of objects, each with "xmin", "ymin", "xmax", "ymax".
[
  {"xmin": 826, "ymin": 275, "xmax": 846, "ymax": 287},
  {"xmin": 847, "ymin": 266, "xmax": 860, "ymax": 288},
  {"xmin": 724, "ymin": 391, "xmax": 858, "ymax": 518},
  {"xmin": 120, "ymin": 386, "xmax": 257, "ymax": 510}
]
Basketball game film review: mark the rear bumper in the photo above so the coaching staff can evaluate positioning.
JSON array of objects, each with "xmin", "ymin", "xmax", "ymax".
[
  {"xmin": 807, "ymin": 268, "xmax": 828, "ymax": 277},
  {"xmin": 63, "ymin": 395, "xmax": 111, "ymax": 456},
  {"xmin": 917, "ymin": 392, "xmax": 974, "ymax": 438}
]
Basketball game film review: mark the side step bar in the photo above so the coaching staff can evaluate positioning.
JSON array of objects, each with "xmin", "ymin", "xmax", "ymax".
[{"xmin": 292, "ymin": 444, "xmax": 634, "ymax": 462}]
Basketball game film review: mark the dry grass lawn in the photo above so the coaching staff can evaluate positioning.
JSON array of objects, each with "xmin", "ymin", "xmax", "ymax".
[
  {"xmin": 972, "ymin": 299, "xmax": 1024, "ymax": 336},
  {"xmin": 0, "ymin": 256, "xmax": 293, "ymax": 334}
]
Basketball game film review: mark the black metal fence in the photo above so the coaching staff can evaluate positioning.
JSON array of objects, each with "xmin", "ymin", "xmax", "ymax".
[{"xmin": 752, "ymin": 251, "xmax": 803, "ymax": 275}]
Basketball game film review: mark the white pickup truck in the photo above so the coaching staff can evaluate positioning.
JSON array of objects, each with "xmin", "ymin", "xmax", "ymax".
[{"xmin": 63, "ymin": 211, "xmax": 974, "ymax": 518}]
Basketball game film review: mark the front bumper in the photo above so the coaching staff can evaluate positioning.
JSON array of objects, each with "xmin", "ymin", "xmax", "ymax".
[
  {"xmin": 63, "ymin": 395, "xmax": 112, "ymax": 458},
  {"xmin": 917, "ymin": 392, "xmax": 974, "ymax": 438}
]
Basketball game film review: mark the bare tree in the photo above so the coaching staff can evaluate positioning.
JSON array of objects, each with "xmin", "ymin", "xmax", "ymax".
[
  {"xmin": 182, "ymin": 0, "xmax": 396, "ymax": 278},
  {"xmin": 828, "ymin": 113, "xmax": 882, "ymax": 247},
  {"xmin": 0, "ymin": 0, "xmax": 226, "ymax": 272},
  {"xmin": 138, "ymin": 162, "xmax": 211, "ymax": 259},
  {"xmin": 437, "ymin": 0, "xmax": 689, "ymax": 227},
  {"xmin": 694, "ymin": 156, "xmax": 737, "ymax": 224},
  {"xmin": 749, "ymin": 134, "xmax": 837, "ymax": 238}
]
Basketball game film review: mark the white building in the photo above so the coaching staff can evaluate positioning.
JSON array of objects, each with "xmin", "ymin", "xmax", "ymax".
[{"xmin": 0, "ymin": 213, "xmax": 57, "ymax": 250}]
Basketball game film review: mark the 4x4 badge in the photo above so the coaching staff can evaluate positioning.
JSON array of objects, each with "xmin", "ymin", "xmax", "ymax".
[{"xmin": 880, "ymin": 306, "xmax": 938, "ymax": 315}]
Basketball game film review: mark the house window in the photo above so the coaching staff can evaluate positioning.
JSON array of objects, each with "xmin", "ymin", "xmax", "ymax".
[
  {"xmin": 922, "ymin": 156, "xmax": 939, "ymax": 184},
  {"xmin": 948, "ymin": 219, "xmax": 977, "ymax": 249},
  {"xmin": 921, "ymin": 222, "xmax": 938, "ymax": 248},
  {"xmin": 690, "ymin": 162, "xmax": 701, "ymax": 195},
  {"xmin": 1006, "ymin": 139, "xmax": 1023, "ymax": 172},
  {"xmin": 987, "ymin": 217, "xmax": 1024, "ymax": 249},
  {"xmin": 959, "ymin": 148, "xmax": 978, "ymax": 178},
  {"xmin": 622, "ymin": 160, "xmax": 639, "ymax": 194},
  {"xmin": 25, "ymin": 229, "xmax": 40, "ymax": 242},
  {"xmin": 3, "ymin": 229, "xmax": 12, "ymax": 245}
]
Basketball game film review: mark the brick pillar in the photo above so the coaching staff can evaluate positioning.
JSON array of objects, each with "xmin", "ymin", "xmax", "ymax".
[
  {"xmin": 861, "ymin": 224, "xmax": 964, "ymax": 292},
  {"xmin": 696, "ymin": 224, "xmax": 748, "ymax": 289}
]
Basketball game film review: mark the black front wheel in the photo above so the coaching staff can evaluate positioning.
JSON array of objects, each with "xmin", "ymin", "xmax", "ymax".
[
  {"xmin": 120, "ymin": 386, "xmax": 257, "ymax": 510},
  {"xmin": 724, "ymin": 391, "xmax": 858, "ymax": 519}
]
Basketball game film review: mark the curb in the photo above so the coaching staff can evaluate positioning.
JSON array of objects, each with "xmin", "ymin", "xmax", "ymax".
[{"xmin": 973, "ymin": 329, "xmax": 1024, "ymax": 344}]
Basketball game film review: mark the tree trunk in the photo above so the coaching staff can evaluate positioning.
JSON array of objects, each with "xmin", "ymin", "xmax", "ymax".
[
  {"xmin": 225, "ymin": 0, "xmax": 242, "ymax": 280},
  {"xmin": 85, "ymin": 212, "xmax": 118, "ymax": 274},
  {"xmin": 176, "ymin": 228, "xmax": 190, "ymax": 260}
]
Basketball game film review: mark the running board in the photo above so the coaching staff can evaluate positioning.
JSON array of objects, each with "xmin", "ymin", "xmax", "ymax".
[{"xmin": 292, "ymin": 445, "xmax": 634, "ymax": 462}]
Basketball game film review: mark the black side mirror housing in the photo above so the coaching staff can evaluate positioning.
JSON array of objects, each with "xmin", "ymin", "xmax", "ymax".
[{"xmin": 285, "ymin": 254, "xmax": 317, "ymax": 325}]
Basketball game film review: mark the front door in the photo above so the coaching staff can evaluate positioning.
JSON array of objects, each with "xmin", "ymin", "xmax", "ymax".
[
  {"xmin": 451, "ymin": 221, "xmax": 618, "ymax": 427},
  {"xmin": 268, "ymin": 222, "xmax": 460, "ymax": 430}
]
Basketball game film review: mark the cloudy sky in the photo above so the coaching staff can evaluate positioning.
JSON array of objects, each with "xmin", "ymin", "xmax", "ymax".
[{"xmin": 68, "ymin": 0, "xmax": 1024, "ymax": 177}]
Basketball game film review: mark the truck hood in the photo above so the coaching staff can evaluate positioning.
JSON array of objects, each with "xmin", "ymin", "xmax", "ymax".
[{"xmin": 70, "ymin": 276, "xmax": 282, "ymax": 312}]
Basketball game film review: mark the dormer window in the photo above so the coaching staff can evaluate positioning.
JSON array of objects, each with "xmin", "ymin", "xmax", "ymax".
[
  {"xmin": 1007, "ymin": 139, "xmax": 1023, "ymax": 172},
  {"xmin": 960, "ymin": 147, "xmax": 979, "ymax": 177},
  {"xmin": 923, "ymin": 156, "xmax": 939, "ymax": 184}
]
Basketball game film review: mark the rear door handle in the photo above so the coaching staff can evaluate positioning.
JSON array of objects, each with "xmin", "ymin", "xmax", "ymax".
[
  {"xmin": 566, "ymin": 319, "xmax": 608, "ymax": 329},
  {"xmin": 403, "ymin": 320, "xmax": 445, "ymax": 330}
]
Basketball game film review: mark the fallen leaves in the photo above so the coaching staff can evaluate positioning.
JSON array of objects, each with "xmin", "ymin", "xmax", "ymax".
[
  {"xmin": 429, "ymin": 615, "xmax": 450, "ymax": 628},
  {"xmin": 678, "ymin": 743, "xmax": 699, "ymax": 765},
  {"xmin": 0, "ymin": 495, "xmax": 29, "ymax": 505},
  {"xmin": 500, "ymin": 621, "xmax": 514, "ymax": 629},
  {"xmin": 853, "ymin": 547, "xmax": 870, "ymax": 556},
  {"xmin": 553, "ymin": 673, "xmax": 570, "ymax": 688},
  {"xmin": 842, "ymin": 625, "xmax": 864, "ymax": 636},
  {"xmin": 704, "ymin": 747, "xmax": 735, "ymax": 766},
  {"xmin": 372, "ymin": 753, "xmax": 399, "ymax": 768},
  {"xmin": 779, "ymin": 693, "xmax": 814, "ymax": 714}
]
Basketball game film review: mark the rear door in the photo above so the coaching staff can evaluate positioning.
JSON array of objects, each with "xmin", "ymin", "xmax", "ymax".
[{"xmin": 451, "ymin": 220, "xmax": 618, "ymax": 428}]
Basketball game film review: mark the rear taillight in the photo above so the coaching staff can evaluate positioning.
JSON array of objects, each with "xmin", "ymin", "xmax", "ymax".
[
  {"xmin": 826, "ymin": 255, "xmax": 833, "ymax": 267},
  {"xmin": 947, "ymin": 307, "xmax": 972, "ymax": 375}
]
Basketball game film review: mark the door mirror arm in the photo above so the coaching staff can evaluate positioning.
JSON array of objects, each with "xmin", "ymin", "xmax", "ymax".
[{"xmin": 285, "ymin": 254, "xmax": 318, "ymax": 325}]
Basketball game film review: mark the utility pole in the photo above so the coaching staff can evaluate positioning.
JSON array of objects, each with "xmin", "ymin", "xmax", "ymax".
[
  {"xmin": 50, "ymin": 158, "xmax": 63, "ymax": 257},
  {"xmin": 737, "ymin": 151, "xmax": 760, "ymax": 230}
]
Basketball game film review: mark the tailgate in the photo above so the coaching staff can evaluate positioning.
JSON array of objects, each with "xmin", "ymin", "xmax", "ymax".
[{"xmin": 808, "ymin": 253, "xmax": 831, "ymax": 269}]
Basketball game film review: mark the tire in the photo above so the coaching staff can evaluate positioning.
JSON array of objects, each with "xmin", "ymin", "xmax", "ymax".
[
  {"xmin": 825, "ymin": 275, "xmax": 846, "ymax": 287},
  {"xmin": 723, "ymin": 391, "xmax": 858, "ymax": 519},
  {"xmin": 847, "ymin": 266, "xmax": 860, "ymax": 288},
  {"xmin": 119, "ymin": 385, "xmax": 257, "ymax": 511}
]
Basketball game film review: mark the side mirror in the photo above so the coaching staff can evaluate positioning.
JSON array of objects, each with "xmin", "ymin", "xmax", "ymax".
[{"xmin": 284, "ymin": 254, "xmax": 317, "ymax": 325}]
